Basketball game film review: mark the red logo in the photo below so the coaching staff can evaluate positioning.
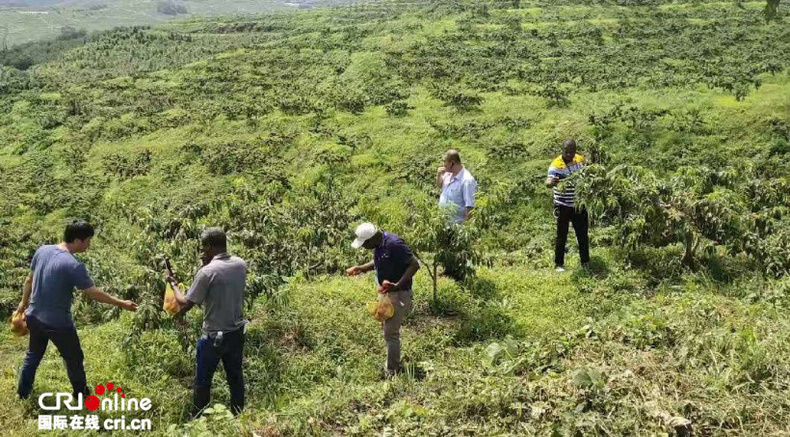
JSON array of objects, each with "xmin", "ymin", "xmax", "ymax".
[
  {"xmin": 38, "ymin": 382, "xmax": 151, "ymax": 412},
  {"xmin": 85, "ymin": 382, "xmax": 125, "ymax": 411}
]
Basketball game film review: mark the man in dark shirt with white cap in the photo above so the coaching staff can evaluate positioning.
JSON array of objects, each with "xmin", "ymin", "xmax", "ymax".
[
  {"xmin": 346, "ymin": 222, "xmax": 420, "ymax": 376},
  {"xmin": 167, "ymin": 227, "xmax": 247, "ymax": 417}
]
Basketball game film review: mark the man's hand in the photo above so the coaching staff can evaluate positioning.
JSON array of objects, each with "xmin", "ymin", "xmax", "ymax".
[
  {"xmin": 379, "ymin": 280, "xmax": 398, "ymax": 293},
  {"xmin": 546, "ymin": 176, "xmax": 559, "ymax": 188},
  {"xmin": 119, "ymin": 300, "xmax": 138, "ymax": 311},
  {"xmin": 164, "ymin": 274, "xmax": 190, "ymax": 306},
  {"xmin": 436, "ymin": 166, "xmax": 448, "ymax": 188},
  {"xmin": 346, "ymin": 266, "xmax": 361, "ymax": 276}
]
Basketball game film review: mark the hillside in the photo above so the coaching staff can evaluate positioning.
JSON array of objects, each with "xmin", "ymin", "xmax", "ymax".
[
  {"xmin": 0, "ymin": 0, "xmax": 789, "ymax": 435},
  {"xmin": 0, "ymin": 0, "xmax": 357, "ymax": 48}
]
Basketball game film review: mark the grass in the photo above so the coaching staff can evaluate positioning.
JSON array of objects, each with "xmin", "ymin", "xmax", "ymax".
[{"xmin": 1, "ymin": 251, "xmax": 788, "ymax": 435}]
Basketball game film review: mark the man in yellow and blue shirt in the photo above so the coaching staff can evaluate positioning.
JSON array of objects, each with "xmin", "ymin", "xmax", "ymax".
[{"xmin": 546, "ymin": 139, "xmax": 590, "ymax": 272}]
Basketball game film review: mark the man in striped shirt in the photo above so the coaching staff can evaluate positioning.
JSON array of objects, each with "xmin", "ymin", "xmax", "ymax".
[{"xmin": 546, "ymin": 138, "xmax": 590, "ymax": 272}]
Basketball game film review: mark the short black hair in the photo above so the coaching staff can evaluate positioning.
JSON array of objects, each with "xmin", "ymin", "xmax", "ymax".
[
  {"xmin": 563, "ymin": 138, "xmax": 577, "ymax": 149},
  {"xmin": 201, "ymin": 227, "xmax": 227, "ymax": 251},
  {"xmin": 64, "ymin": 220, "xmax": 95, "ymax": 243}
]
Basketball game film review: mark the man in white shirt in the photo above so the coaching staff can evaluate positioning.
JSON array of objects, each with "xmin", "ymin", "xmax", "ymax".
[{"xmin": 436, "ymin": 149, "xmax": 477, "ymax": 224}]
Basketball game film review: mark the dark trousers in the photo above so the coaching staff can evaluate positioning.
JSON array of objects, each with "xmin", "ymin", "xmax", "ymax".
[
  {"xmin": 554, "ymin": 205, "xmax": 590, "ymax": 267},
  {"xmin": 18, "ymin": 315, "xmax": 89, "ymax": 399},
  {"xmin": 439, "ymin": 225, "xmax": 467, "ymax": 282},
  {"xmin": 193, "ymin": 328, "xmax": 245, "ymax": 417}
]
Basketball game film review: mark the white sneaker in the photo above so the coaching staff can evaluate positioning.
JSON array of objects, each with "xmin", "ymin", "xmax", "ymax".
[{"xmin": 555, "ymin": 266, "xmax": 566, "ymax": 273}]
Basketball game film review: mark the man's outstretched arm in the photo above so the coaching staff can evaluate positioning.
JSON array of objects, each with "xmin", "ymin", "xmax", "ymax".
[
  {"xmin": 83, "ymin": 286, "xmax": 138, "ymax": 311},
  {"xmin": 347, "ymin": 261, "xmax": 375, "ymax": 276}
]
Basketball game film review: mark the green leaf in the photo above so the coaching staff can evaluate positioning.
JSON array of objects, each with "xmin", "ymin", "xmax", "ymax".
[
  {"xmin": 587, "ymin": 369, "xmax": 603, "ymax": 385},
  {"xmin": 486, "ymin": 342, "xmax": 504, "ymax": 361},
  {"xmin": 572, "ymin": 368, "xmax": 601, "ymax": 388},
  {"xmin": 504, "ymin": 336, "xmax": 519, "ymax": 356}
]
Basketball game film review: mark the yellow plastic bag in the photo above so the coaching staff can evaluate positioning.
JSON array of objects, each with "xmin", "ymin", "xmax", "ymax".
[
  {"xmin": 367, "ymin": 293, "xmax": 395, "ymax": 322},
  {"xmin": 163, "ymin": 282, "xmax": 182, "ymax": 315},
  {"xmin": 10, "ymin": 310, "xmax": 28, "ymax": 336}
]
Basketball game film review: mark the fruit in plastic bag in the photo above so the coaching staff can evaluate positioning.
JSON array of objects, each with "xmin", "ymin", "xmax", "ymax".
[
  {"xmin": 163, "ymin": 282, "xmax": 182, "ymax": 315},
  {"xmin": 10, "ymin": 310, "xmax": 28, "ymax": 336},
  {"xmin": 367, "ymin": 293, "xmax": 395, "ymax": 322}
]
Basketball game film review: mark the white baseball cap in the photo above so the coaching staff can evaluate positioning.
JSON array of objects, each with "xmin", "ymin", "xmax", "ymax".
[{"xmin": 351, "ymin": 222, "xmax": 377, "ymax": 249}]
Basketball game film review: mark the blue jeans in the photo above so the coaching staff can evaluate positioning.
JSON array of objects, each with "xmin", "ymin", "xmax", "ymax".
[
  {"xmin": 18, "ymin": 315, "xmax": 89, "ymax": 399},
  {"xmin": 194, "ymin": 328, "xmax": 245, "ymax": 417}
]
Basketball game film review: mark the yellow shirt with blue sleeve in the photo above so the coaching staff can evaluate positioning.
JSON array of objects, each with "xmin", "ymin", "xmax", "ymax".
[{"xmin": 547, "ymin": 154, "xmax": 584, "ymax": 207}]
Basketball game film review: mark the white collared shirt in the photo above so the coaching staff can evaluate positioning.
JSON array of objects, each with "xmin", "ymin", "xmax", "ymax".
[{"xmin": 439, "ymin": 167, "xmax": 477, "ymax": 223}]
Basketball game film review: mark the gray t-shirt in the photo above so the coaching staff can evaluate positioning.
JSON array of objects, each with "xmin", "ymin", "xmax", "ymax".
[
  {"xmin": 27, "ymin": 245, "xmax": 95, "ymax": 328},
  {"xmin": 186, "ymin": 253, "xmax": 246, "ymax": 335}
]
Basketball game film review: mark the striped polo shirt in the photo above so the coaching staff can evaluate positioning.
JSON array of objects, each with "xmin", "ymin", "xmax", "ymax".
[{"xmin": 547, "ymin": 154, "xmax": 584, "ymax": 207}]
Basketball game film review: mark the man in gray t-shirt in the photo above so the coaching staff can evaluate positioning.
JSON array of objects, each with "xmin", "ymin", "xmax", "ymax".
[
  {"xmin": 182, "ymin": 254, "xmax": 246, "ymax": 335},
  {"xmin": 167, "ymin": 227, "xmax": 246, "ymax": 417}
]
